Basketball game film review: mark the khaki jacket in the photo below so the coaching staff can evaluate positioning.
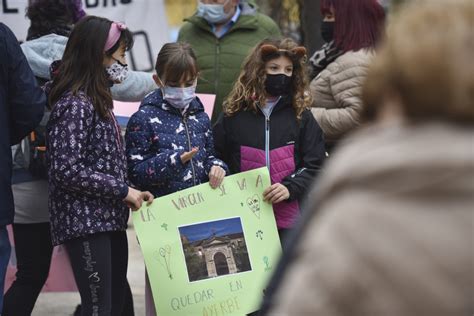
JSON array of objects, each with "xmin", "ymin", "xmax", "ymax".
[
  {"xmin": 310, "ymin": 49, "xmax": 373, "ymax": 143},
  {"xmin": 269, "ymin": 122, "xmax": 474, "ymax": 316}
]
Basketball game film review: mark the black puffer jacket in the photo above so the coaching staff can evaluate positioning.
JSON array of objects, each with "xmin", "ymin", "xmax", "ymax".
[{"xmin": 213, "ymin": 96, "xmax": 325, "ymax": 228}]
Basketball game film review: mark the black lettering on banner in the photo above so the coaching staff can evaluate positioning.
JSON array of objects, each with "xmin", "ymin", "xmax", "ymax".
[
  {"xmin": 129, "ymin": 31, "xmax": 154, "ymax": 72},
  {"xmin": 2, "ymin": 0, "xmax": 19, "ymax": 13},
  {"xmin": 86, "ymin": 0, "xmax": 132, "ymax": 7},
  {"xmin": 85, "ymin": 0, "xmax": 99, "ymax": 8}
]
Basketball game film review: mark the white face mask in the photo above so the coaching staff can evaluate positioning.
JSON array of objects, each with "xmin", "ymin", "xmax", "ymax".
[
  {"xmin": 163, "ymin": 85, "xmax": 197, "ymax": 109},
  {"xmin": 105, "ymin": 59, "xmax": 129, "ymax": 83},
  {"xmin": 197, "ymin": 0, "xmax": 232, "ymax": 24}
]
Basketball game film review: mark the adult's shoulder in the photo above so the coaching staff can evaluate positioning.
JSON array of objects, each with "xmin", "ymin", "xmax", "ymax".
[
  {"xmin": 0, "ymin": 22, "xmax": 14, "ymax": 38},
  {"xmin": 0, "ymin": 23, "xmax": 21, "ymax": 62},
  {"xmin": 178, "ymin": 21, "xmax": 194, "ymax": 37},
  {"xmin": 178, "ymin": 17, "xmax": 209, "ymax": 41},
  {"xmin": 255, "ymin": 12, "xmax": 281, "ymax": 36},
  {"xmin": 331, "ymin": 49, "xmax": 374, "ymax": 71},
  {"xmin": 311, "ymin": 49, "xmax": 374, "ymax": 87}
]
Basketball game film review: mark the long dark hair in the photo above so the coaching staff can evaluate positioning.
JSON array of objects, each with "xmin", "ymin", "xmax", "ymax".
[{"xmin": 48, "ymin": 16, "xmax": 133, "ymax": 118}]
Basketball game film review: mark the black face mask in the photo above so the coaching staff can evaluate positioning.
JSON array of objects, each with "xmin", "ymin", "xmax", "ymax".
[
  {"xmin": 265, "ymin": 73, "xmax": 292, "ymax": 96},
  {"xmin": 321, "ymin": 21, "xmax": 335, "ymax": 43}
]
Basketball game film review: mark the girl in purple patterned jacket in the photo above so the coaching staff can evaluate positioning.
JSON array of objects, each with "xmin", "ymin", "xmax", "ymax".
[{"xmin": 46, "ymin": 16, "xmax": 153, "ymax": 315}]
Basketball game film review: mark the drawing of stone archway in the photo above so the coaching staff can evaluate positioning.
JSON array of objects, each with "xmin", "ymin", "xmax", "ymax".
[
  {"xmin": 214, "ymin": 252, "xmax": 229, "ymax": 275},
  {"xmin": 200, "ymin": 239, "xmax": 238, "ymax": 278}
]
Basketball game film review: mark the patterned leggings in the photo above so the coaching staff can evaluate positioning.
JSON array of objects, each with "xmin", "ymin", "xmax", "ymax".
[{"xmin": 66, "ymin": 231, "xmax": 129, "ymax": 316}]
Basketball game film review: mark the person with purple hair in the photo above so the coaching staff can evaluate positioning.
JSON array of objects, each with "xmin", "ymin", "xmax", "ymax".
[
  {"xmin": 21, "ymin": 0, "xmax": 155, "ymax": 100},
  {"xmin": 25, "ymin": 0, "xmax": 85, "ymax": 41},
  {"xmin": 308, "ymin": 0, "xmax": 385, "ymax": 153}
]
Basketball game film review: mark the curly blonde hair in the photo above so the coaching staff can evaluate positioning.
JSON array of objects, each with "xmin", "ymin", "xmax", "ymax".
[{"xmin": 223, "ymin": 38, "xmax": 312, "ymax": 119}]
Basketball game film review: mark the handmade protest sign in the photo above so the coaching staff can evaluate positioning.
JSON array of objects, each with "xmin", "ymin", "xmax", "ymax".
[{"xmin": 133, "ymin": 167, "xmax": 282, "ymax": 316}]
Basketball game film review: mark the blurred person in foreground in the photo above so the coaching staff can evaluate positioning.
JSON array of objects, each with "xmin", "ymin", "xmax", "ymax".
[
  {"xmin": 262, "ymin": 0, "xmax": 474, "ymax": 315},
  {"xmin": 6, "ymin": 1, "xmax": 150, "ymax": 315},
  {"xmin": 0, "ymin": 22, "xmax": 45, "ymax": 312}
]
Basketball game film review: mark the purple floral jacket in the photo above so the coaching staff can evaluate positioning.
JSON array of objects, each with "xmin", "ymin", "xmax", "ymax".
[{"xmin": 47, "ymin": 91, "xmax": 129, "ymax": 245}]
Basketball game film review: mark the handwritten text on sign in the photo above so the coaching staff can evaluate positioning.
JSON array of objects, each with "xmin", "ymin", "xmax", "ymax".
[{"xmin": 133, "ymin": 168, "xmax": 281, "ymax": 316}]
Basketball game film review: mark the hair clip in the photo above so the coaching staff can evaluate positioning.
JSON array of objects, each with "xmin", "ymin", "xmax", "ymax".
[
  {"xmin": 115, "ymin": 22, "xmax": 127, "ymax": 31},
  {"xmin": 104, "ymin": 21, "xmax": 127, "ymax": 52}
]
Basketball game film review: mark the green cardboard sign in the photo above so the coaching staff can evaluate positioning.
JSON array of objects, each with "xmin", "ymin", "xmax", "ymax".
[{"xmin": 133, "ymin": 167, "xmax": 282, "ymax": 316}]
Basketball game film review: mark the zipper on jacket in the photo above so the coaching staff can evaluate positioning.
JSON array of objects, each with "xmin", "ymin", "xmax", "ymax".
[
  {"xmin": 182, "ymin": 115, "xmax": 197, "ymax": 186},
  {"xmin": 259, "ymin": 97, "xmax": 280, "ymax": 170},
  {"xmin": 214, "ymin": 39, "xmax": 220, "ymax": 96},
  {"xmin": 258, "ymin": 104, "xmax": 276, "ymax": 170},
  {"xmin": 265, "ymin": 116, "xmax": 270, "ymax": 170}
]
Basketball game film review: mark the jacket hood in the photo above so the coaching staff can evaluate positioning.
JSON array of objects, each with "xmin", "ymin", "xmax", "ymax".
[
  {"xmin": 21, "ymin": 34, "xmax": 67, "ymax": 80},
  {"xmin": 140, "ymin": 88, "xmax": 205, "ymax": 116},
  {"xmin": 184, "ymin": 0, "xmax": 258, "ymax": 30}
]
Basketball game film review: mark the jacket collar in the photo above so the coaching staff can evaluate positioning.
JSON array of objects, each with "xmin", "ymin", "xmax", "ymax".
[
  {"xmin": 184, "ymin": 1, "xmax": 259, "ymax": 35},
  {"xmin": 256, "ymin": 94, "xmax": 293, "ymax": 116}
]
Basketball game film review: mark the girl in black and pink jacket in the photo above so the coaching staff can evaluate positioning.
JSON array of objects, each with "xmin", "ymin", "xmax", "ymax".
[{"xmin": 214, "ymin": 38, "xmax": 326, "ymax": 240}]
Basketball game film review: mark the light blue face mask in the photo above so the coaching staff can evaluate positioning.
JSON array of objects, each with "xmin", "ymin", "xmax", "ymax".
[
  {"xmin": 162, "ymin": 85, "xmax": 197, "ymax": 109},
  {"xmin": 197, "ymin": 0, "xmax": 232, "ymax": 24}
]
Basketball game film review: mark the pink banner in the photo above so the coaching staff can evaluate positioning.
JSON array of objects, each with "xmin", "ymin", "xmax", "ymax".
[{"xmin": 4, "ymin": 225, "xmax": 77, "ymax": 293}]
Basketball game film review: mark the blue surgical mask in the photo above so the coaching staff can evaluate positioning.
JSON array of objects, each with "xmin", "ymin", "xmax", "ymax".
[
  {"xmin": 197, "ymin": 0, "xmax": 232, "ymax": 24},
  {"xmin": 162, "ymin": 85, "xmax": 197, "ymax": 109}
]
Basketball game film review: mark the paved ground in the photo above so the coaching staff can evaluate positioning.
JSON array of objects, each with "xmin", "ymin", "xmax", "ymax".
[{"xmin": 32, "ymin": 225, "xmax": 146, "ymax": 316}]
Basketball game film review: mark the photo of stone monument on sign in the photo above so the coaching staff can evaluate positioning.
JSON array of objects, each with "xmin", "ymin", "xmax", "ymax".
[{"xmin": 179, "ymin": 217, "xmax": 252, "ymax": 282}]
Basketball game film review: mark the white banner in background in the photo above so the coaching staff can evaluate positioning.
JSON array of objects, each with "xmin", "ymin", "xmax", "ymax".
[{"xmin": 1, "ymin": 0, "xmax": 170, "ymax": 72}]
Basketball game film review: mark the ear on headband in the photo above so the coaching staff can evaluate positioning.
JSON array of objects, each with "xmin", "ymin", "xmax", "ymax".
[
  {"xmin": 260, "ymin": 44, "xmax": 279, "ymax": 57},
  {"xmin": 260, "ymin": 44, "xmax": 307, "ymax": 60},
  {"xmin": 291, "ymin": 46, "xmax": 307, "ymax": 59}
]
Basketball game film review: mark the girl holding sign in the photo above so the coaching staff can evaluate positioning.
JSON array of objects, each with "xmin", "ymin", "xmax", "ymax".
[
  {"xmin": 125, "ymin": 42, "xmax": 228, "ymax": 198},
  {"xmin": 214, "ymin": 38, "xmax": 326, "ymax": 241},
  {"xmin": 125, "ymin": 42, "xmax": 228, "ymax": 316},
  {"xmin": 46, "ymin": 16, "xmax": 153, "ymax": 315}
]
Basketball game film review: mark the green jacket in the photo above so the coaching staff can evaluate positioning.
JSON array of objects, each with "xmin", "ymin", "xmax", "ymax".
[{"xmin": 178, "ymin": 1, "xmax": 281, "ymax": 122}]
